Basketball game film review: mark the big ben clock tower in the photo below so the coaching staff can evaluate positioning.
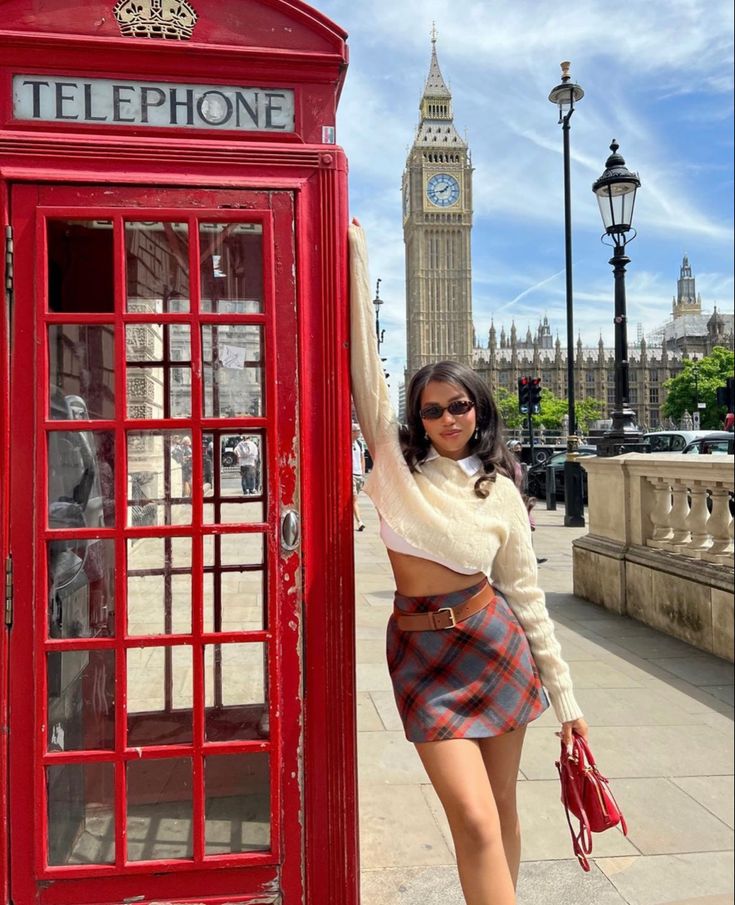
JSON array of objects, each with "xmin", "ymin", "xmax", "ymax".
[{"xmin": 403, "ymin": 31, "xmax": 473, "ymax": 377}]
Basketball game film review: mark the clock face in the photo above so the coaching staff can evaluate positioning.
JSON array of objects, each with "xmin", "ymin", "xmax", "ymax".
[{"xmin": 426, "ymin": 173, "xmax": 460, "ymax": 207}]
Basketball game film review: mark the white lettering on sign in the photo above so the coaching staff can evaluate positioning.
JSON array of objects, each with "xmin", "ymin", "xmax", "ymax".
[{"xmin": 12, "ymin": 75, "xmax": 295, "ymax": 132}]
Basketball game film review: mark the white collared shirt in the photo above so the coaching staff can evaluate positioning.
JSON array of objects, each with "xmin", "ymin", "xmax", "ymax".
[{"xmin": 422, "ymin": 446, "xmax": 483, "ymax": 477}]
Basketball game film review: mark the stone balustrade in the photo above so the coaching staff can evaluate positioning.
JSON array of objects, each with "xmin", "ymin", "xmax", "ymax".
[{"xmin": 573, "ymin": 454, "xmax": 734, "ymax": 661}]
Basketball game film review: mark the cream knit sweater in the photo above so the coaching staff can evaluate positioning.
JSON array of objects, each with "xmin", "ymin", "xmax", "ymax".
[{"xmin": 349, "ymin": 223, "xmax": 583, "ymax": 725}]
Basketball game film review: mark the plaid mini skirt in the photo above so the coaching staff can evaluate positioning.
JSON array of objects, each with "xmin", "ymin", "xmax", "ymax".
[{"xmin": 387, "ymin": 579, "xmax": 549, "ymax": 743}]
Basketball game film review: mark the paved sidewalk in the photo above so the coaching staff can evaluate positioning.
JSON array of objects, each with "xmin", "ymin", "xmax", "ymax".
[{"xmin": 354, "ymin": 497, "xmax": 734, "ymax": 905}]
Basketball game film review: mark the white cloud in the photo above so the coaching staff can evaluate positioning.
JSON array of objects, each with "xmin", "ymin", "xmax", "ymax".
[{"xmin": 322, "ymin": 0, "xmax": 733, "ymax": 385}]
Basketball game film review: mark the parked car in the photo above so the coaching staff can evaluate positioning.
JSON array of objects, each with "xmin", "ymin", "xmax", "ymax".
[
  {"xmin": 681, "ymin": 432, "xmax": 734, "ymax": 455},
  {"xmin": 643, "ymin": 430, "xmax": 721, "ymax": 453},
  {"xmin": 526, "ymin": 446, "xmax": 597, "ymax": 500},
  {"xmin": 221, "ymin": 435, "xmax": 242, "ymax": 467}
]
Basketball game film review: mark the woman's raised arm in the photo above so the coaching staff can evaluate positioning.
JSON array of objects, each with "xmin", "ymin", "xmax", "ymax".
[{"xmin": 348, "ymin": 222, "xmax": 396, "ymax": 456}]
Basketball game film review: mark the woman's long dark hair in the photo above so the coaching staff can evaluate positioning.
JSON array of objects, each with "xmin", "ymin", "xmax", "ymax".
[{"xmin": 400, "ymin": 361, "xmax": 517, "ymax": 498}]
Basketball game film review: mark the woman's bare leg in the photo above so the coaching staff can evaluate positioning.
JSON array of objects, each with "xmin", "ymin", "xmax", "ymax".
[
  {"xmin": 416, "ymin": 738, "xmax": 516, "ymax": 905},
  {"xmin": 478, "ymin": 728, "xmax": 527, "ymax": 888}
]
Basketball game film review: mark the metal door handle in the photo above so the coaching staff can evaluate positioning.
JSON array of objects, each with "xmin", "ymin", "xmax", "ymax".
[{"xmin": 280, "ymin": 509, "xmax": 300, "ymax": 551}]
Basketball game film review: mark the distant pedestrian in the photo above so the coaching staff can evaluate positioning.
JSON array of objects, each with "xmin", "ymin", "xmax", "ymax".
[
  {"xmin": 352, "ymin": 424, "xmax": 366, "ymax": 531},
  {"xmin": 235, "ymin": 435, "xmax": 259, "ymax": 494}
]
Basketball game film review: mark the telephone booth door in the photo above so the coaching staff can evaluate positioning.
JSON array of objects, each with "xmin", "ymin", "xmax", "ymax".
[{"xmin": 8, "ymin": 183, "xmax": 304, "ymax": 905}]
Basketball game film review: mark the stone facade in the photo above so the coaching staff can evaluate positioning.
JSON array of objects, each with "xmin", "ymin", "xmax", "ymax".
[{"xmin": 473, "ymin": 257, "xmax": 733, "ymax": 430}]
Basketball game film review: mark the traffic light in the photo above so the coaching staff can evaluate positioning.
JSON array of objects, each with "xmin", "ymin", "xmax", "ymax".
[
  {"xmin": 518, "ymin": 377, "xmax": 530, "ymax": 414},
  {"xmin": 530, "ymin": 377, "xmax": 542, "ymax": 414}
]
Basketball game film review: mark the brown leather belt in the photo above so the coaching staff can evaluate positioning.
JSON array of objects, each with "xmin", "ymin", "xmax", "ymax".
[{"xmin": 394, "ymin": 582, "xmax": 497, "ymax": 632}]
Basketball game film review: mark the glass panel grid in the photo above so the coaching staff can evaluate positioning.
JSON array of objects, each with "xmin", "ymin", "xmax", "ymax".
[{"xmin": 40, "ymin": 209, "xmax": 281, "ymax": 875}]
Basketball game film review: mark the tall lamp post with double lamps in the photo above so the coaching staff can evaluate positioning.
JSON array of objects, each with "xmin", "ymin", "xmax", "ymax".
[
  {"xmin": 548, "ymin": 61, "xmax": 585, "ymax": 526},
  {"xmin": 593, "ymin": 140, "xmax": 647, "ymax": 456}
]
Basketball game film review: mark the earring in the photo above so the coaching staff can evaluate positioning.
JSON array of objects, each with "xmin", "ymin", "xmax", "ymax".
[{"xmin": 472, "ymin": 427, "xmax": 479, "ymax": 441}]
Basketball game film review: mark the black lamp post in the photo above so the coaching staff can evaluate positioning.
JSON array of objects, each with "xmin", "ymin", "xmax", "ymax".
[
  {"xmin": 549, "ymin": 61, "xmax": 585, "ymax": 526},
  {"xmin": 593, "ymin": 140, "xmax": 647, "ymax": 456},
  {"xmin": 373, "ymin": 278, "xmax": 389, "ymax": 383}
]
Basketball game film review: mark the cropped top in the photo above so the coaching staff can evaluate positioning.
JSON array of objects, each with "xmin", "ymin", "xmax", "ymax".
[
  {"xmin": 348, "ymin": 222, "xmax": 582, "ymax": 725},
  {"xmin": 380, "ymin": 516, "xmax": 480, "ymax": 576}
]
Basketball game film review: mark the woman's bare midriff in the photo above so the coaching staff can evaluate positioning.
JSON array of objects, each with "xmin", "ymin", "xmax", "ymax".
[{"xmin": 388, "ymin": 549, "xmax": 486, "ymax": 597}]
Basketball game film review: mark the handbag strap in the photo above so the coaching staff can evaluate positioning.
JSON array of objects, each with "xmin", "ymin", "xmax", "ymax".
[{"xmin": 556, "ymin": 756, "xmax": 593, "ymax": 872}]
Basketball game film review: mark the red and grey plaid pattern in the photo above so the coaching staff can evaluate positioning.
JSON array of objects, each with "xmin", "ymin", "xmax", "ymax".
[{"xmin": 387, "ymin": 580, "xmax": 549, "ymax": 742}]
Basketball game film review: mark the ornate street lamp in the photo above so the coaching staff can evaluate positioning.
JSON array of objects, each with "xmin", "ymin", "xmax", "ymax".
[
  {"xmin": 549, "ymin": 61, "xmax": 585, "ymax": 526},
  {"xmin": 592, "ymin": 140, "xmax": 646, "ymax": 456}
]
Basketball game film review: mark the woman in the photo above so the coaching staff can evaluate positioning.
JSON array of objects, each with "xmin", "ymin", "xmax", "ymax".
[{"xmin": 349, "ymin": 223, "xmax": 587, "ymax": 905}]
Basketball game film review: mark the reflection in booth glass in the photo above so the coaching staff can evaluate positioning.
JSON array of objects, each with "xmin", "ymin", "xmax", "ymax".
[
  {"xmin": 49, "ymin": 324, "xmax": 115, "ymax": 420},
  {"xmin": 47, "ymin": 392, "xmax": 116, "ymax": 640},
  {"xmin": 200, "ymin": 223, "xmax": 263, "ymax": 314},
  {"xmin": 203, "ymin": 431, "xmax": 265, "ymax": 525},
  {"xmin": 202, "ymin": 324, "xmax": 263, "ymax": 418},
  {"xmin": 127, "ymin": 430, "xmax": 192, "ymax": 526},
  {"xmin": 126, "ymin": 323, "xmax": 192, "ymax": 419},
  {"xmin": 125, "ymin": 221, "xmax": 190, "ymax": 314}
]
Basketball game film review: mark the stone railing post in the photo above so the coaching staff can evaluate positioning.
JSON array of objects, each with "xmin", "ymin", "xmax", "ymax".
[
  {"xmin": 701, "ymin": 485, "xmax": 734, "ymax": 566},
  {"xmin": 646, "ymin": 478, "xmax": 673, "ymax": 548},
  {"xmin": 679, "ymin": 481, "xmax": 711, "ymax": 557},
  {"xmin": 665, "ymin": 480, "xmax": 691, "ymax": 549}
]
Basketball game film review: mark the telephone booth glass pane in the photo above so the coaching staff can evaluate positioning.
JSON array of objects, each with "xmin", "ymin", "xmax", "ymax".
[
  {"xmin": 47, "ymin": 431, "xmax": 116, "ymax": 528},
  {"xmin": 205, "ymin": 753, "xmax": 270, "ymax": 855},
  {"xmin": 126, "ymin": 324, "xmax": 192, "ymax": 419},
  {"xmin": 48, "ymin": 325, "xmax": 116, "ymax": 419},
  {"xmin": 125, "ymin": 222, "xmax": 190, "ymax": 313},
  {"xmin": 204, "ymin": 643, "xmax": 267, "ymax": 741},
  {"xmin": 202, "ymin": 325, "xmax": 263, "ymax": 418},
  {"xmin": 203, "ymin": 430, "xmax": 265, "ymax": 524},
  {"xmin": 47, "ymin": 762, "xmax": 115, "ymax": 865},
  {"xmin": 127, "ymin": 646, "xmax": 192, "ymax": 746},
  {"xmin": 200, "ymin": 223, "xmax": 263, "ymax": 313},
  {"xmin": 47, "ymin": 650, "xmax": 116, "ymax": 751},
  {"xmin": 48, "ymin": 220, "xmax": 114, "ymax": 314},
  {"xmin": 48, "ymin": 538, "xmax": 116, "ymax": 638},
  {"xmin": 127, "ymin": 430, "xmax": 192, "ymax": 526},
  {"xmin": 127, "ymin": 536, "xmax": 192, "ymax": 636},
  {"xmin": 127, "ymin": 758, "xmax": 193, "ymax": 861}
]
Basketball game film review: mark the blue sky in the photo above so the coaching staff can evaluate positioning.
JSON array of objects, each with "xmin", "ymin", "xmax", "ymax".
[{"xmin": 316, "ymin": 0, "xmax": 734, "ymax": 394}]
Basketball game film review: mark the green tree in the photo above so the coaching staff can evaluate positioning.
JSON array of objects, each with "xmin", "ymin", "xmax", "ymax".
[{"xmin": 661, "ymin": 346, "xmax": 735, "ymax": 429}]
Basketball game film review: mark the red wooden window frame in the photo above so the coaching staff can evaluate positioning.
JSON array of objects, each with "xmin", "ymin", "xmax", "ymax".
[{"xmin": 9, "ymin": 185, "xmax": 303, "ymax": 904}]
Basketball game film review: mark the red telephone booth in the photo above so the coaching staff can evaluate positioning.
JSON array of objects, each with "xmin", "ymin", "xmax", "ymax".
[{"xmin": 0, "ymin": 4, "xmax": 358, "ymax": 904}]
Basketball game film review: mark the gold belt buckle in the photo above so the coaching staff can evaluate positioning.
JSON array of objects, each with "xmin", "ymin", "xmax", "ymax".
[{"xmin": 435, "ymin": 607, "xmax": 457, "ymax": 629}]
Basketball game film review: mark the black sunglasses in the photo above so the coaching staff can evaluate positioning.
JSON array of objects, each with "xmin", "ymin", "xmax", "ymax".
[{"xmin": 419, "ymin": 399, "xmax": 475, "ymax": 421}]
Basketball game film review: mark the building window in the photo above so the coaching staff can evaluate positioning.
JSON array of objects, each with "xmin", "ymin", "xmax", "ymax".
[
  {"xmin": 629, "ymin": 388, "xmax": 638, "ymax": 404},
  {"xmin": 649, "ymin": 388, "xmax": 659, "ymax": 404},
  {"xmin": 650, "ymin": 408, "xmax": 659, "ymax": 426},
  {"xmin": 650, "ymin": 369, "xmax": 659, "ymax": 383},
  {"xmin": 607, "ymin": 389, "xmax": 615, "ymax": 405}
]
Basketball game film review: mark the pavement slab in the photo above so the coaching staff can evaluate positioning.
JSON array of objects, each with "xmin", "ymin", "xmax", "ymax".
[{"xmin": 353, "ymin": 498, "xmax": 734, "ymax": 904}]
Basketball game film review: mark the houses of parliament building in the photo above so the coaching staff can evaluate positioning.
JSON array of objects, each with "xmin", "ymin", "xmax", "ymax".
[{"xmin": 403, "ymin": 39, "xmax": 734, "ymax": 430}]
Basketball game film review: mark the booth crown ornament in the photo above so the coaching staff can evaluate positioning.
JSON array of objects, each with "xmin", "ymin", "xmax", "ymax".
[{"xmin": 113, "ymin": 0, "xmax": 198, "ymax": 40}]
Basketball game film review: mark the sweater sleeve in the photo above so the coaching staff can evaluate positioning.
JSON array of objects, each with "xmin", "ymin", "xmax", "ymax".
[
  {"xmin": 491, "ymin": 483, "xmax": 583, "ymax": 724},
  {"xmin": 348, "ymin": 222, "xmax": 396, "ymax": 456}
]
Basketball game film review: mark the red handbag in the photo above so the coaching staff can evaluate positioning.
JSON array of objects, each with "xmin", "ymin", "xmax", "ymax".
[{"xmin": 556, "ymin": 732, "xmax": 628, "ymax": 871}]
